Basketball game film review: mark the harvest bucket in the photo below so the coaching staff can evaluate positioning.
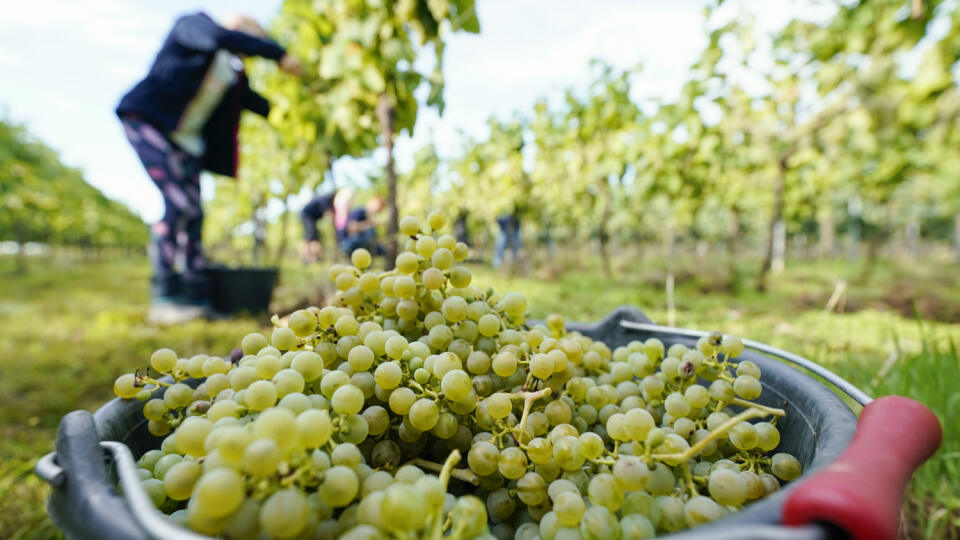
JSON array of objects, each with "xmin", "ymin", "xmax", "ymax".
[{"xmin": 35, "ymin": 306, "xmax": 941, "ymax": 540}]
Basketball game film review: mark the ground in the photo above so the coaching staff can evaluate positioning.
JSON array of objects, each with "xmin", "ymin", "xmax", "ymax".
[{"xmin": 0, "ymin": 253, "xmax": 957, "ymax": 539}]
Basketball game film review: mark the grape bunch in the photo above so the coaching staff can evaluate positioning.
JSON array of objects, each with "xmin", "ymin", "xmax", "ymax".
[{"xmin": 113, "ymin": 209, "xmax": 803, "ymax": 540}]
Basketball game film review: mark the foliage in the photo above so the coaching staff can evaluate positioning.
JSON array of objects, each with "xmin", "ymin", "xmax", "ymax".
[{"xmin": 0, "ymin": 119, "xmax": 147, "ymax": 248}]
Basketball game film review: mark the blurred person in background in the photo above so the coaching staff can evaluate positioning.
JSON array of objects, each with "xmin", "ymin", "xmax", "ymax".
[
  {"xmin": 338, "ymin": 195, "xmax": 386, "ymax": 256},
  {"xmin": 116, "ymin": 12, "xmax": 302, "ymax": 324},
  {"xmin": 493, "ymin": 208, "xmax": 522, "ymax": 268},
  {"xmin": 299, "ymin": 188, "xmax": 338, "ymax": 263}
]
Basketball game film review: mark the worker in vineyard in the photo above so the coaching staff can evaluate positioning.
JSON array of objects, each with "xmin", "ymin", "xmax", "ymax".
[
  {"xmin": 338, "ymin": 195, "xmax": 386, "ymax": 256},
  {"xmin": 299, "ymin": 188, "xmax": 343, "ymax": 263},
  {"xmin": 493, "ymin": 209, "xmax": 522, "ymax": 268},
  {"xmin": 116, "ymin": 12, "xmax": 302, "ymax": 323}
]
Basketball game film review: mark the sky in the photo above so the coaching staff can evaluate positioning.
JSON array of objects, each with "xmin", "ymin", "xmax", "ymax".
[{"xmin": 0, "ymin": 0, "xmax": 824, "ymax": 223}]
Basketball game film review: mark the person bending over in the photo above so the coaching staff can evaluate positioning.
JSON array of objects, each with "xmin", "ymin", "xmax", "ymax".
[
  {"xmin": 299, "ymin": 189, "xmax": 337, "ymax": 263},
  {"xmin": 338, "ymin": 196, "xmax": 386, "ymax": 256},
  {"xmin": 116, "ymin": 12, "xmax": 302, "ymax": 323}
]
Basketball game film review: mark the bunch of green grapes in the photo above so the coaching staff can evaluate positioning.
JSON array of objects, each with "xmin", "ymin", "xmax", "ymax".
[{"xmin": 113, "ymin": 209, "xmax": 802, "ymax": 540}]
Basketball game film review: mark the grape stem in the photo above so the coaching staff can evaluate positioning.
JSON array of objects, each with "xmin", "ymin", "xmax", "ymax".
[
  {"xmin": 651, "ymin": 406, "xmax": 781, "ymax": 464},
  {"xmin": 510, "ymin": 388, "xmax": 552, "ymax": 437},
  {"xmin": 729, "ymin": 398, "xmax": 786, "ymax": 417},
  {"xmin": 413, "ymin": 456, "xmax": 479, "ymax": 486}
]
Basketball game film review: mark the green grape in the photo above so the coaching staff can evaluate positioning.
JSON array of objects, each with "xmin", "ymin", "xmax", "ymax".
[
  {"xmin": 580, "ymin": 505, "xmax": 620, "ymax": 540},
  {"xmin": 259, "ymin": 488, "xmax": 309, "ymax": 539},
  {"xmin": 709, "ymin": 380, "xmax": 735, "ymax": 403},
  {"xmin": 623, "ymin": 407, "xmax": 655, "ymax": 441},
  {"xmin": 241, "ymin": 333, "xmax": 268, "ymax": 355},
  {"xmin": 664, "ymin": 393, "xmax": 691, "ymax": 418},
  {"xmin": 453, "ymin": 242, "xmax": 470, "ymax": 261},
  {"xmin": 139, "ymin": 449, "xmax": 164, "ymax": 473},
  {"xmin": 708, "ymin": 468, "xmax": 747, "ymax": 506},
  {"xmin": 441, "ymin": 296, "xmax": 468, "ymax": 322},
  {"xmin": 113, "ymin": 373, "xmax": 139, "ymax": 399},
  {"xmin": 432, "ymin": 248, "xmax": 454, "ymax": 270},
  {"xmin": 729, "ymin": 421, "xmax": 759, "ymax": 450},
  {"xmin": 734, "ymin": 361, "xmax": 759, "ymax": 380},
  {"xmin": 153, "ymin": 453, "xmax": 183, "ymax": 481},
  {"xmin": 613, "ymin": 456, "xmax": 649, "ymax": 491},
  {"xmin": 381, "ymin": 483, "xmax": 427, "ymax": 532},
  {"xmin": 143, "ymin": 478, "xmax": 167, "ymax": 508},
  {"xmin": 760, "ymin": 473, "xmax": 781, "ymax": 495},
  {"xmin": 526, "ymin": 437, "xmax": 553, "ymax": 464},
  {"xmin": 150, "ymin": 348, "xmax": 178, "ymax": 374},
  {"xmin": 278, "ymin": 392, "xmax": 311, "ymax": 414},
  {"xmin": 771, "ymin": 453, "xmax": 803, "ymax": 481},
  {"xmin": 516, "ymin": 522, "xmax": 540, "ymax": 540},
  {"xmin": 408, "ymin": 398, "xmax": 440, "ymax": 431},
  {"xmin": 577, "ymin": 432, "xmax": 604, "ymax": 459},
  {"xmin": 539, "ymin": 511, "xmax": 560, "ymax": 540},
  {"xmin": 553, "ymin": 491, "xmax": 586, "ymax": 527},
  {"xmin": 684, "ymin": 384, "xmax": 711, "ymax": 408},
  {"xmin": 162, "ymin": 459, "xmax": 201, "ymax": 501},
  {"xmin": 331, "ymin": 384, "xmax": 365, "ymax": 415},
  {"xmin": 192, "ymin": 468, "xmax": 244, "ymax": 519},
  {"xmin": 242, "ymin": 438, "xmax": 280, "ymax": 477},
  {"xmin": 384, "ymin": 335, "xmax": 408, "ymax": 360},
  {"xmin": 529, "ymin": 354, "xmax": 553, "ymax": 379},
  {"xmin": 290, "ymin": 351, "xmax": 324, "ymax": 382},
  {"xmin": 640, "ymin": 376, "xmax": 664, "ymax": 397},
  {"xmin": 500, "ymin": 292, "xmax": 527, "ymax": 318},
  {"xmin": 491, "ymin": 351, "xmax": 517, "ymax": 377},
  {"xmin": 395, "ymin": 252, "xmax": 419, "ymax": 274},
  {"xmin": 655, "ymin": 496, "xmax": 686, "ymax": 532},
  {"xmin": 222, "ymin": 497, "xmax": 260, "ymax": 539},
  {"xmin": 619, "ymin": 514, "xmax": 654, "ymax": 539},
  {"xmin": 416, "ymin": 235, "xmax": 437, "ymax": 258},
  {"xmin": 486, "ymin": 393, "xmax": 512, "ymax": 419},
  {"xmin": 721, "ymin": 335, "xmax": 744, "ymax": 357},
  {"xmin": 466, "ymin": 351, "xmax": 491, "ymax": 375},
  {"xmin": 143, "ymin": 399, "xmax": 167, "ymax": 422},
  {"xmin": 295, "ymin": 409, "xmax": 332, "ymax": 448},
  {"xmin": 606, "ymin": 413, "xmax": 627, "ymax": 441},
  {"xmin": 588, "ymin": 473, "xmax": 624, "ymax": 511},
  {"xmin": 319, "ymin": 465, "xmax": 359, "ymax": 508},
  {"xmin": 622, "ymin": 491, "xmax": 659, "ymax": 524},
  {"xmin": 516, "ymin": 472, "xmax": 547, "ymax": 506},
  {"xmin": 176, "ymin": 417, "xmax": 212, "ymax": 457},
  {"xmin": 754, "ymin": 421, "xmax": 781, "ymax": 452},
  {"xmin": 486, "ymin": 488, "xmax": 516, "ymax": 522},
  {"xmin": 273, "ymin": 369, "xmax": 305, "ymax": 398},
  {"xmin": 498, "ymin": 447, "xmax": 528, "ymax": 479},
  {"xmin": 646, "ymin": 462, "xmax": 675, "ymax": 496},
  {"xmin": 441, "ymin": 369, "xmax": 472, "ymax": 401},
  {"xmin": 734, "ymin": 374, "xmax": 762, "ymax": 400},
  {"xmin": 427, "ymin": 210, "xmax": 447, "ymax": 230},
  {"xmin": 271, "ymin": 327, "xmax": 299, "ymax": 351},
  {"xmin": 388, "ymin": 387, "xmax": 416, "ymax": 415},
  {"xmin": 553, "ymin": 436, "xmax": 585, "ymax": 471},
  {"xmin": 468, "ymin": 440, "xmax": 499, "ymax": 476},
  {"xmin": 422, "ymin": 267, "xmax": 445, "ymax": 290},
  {"xmin": 684, "ymin": 495, "xmax": 724, "ymax": 526},
  {"xmin": 347, "ymin": 345, "xmax": 375, "ymax": 372},
  {"xmin": 399, "ymin": 216, "xmax": 420, "ymax": 236},
  {"xmin": 742, "ymin": 470, "xmax": 765, "ymax": 500},
  {"xmin": 255, "ymin": 355, "xmax": 281, "ymax": 380},
  {"xmin": 478, "ymin": 313, "xmax": 500, "ymax": 337},
  {"xmin": 431, "ymin": 412, "xmax": 458, "ymax": 439}
]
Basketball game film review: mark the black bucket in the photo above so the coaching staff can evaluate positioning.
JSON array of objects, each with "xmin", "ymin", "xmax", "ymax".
[
  {"xmin": 39, "ymin": 306, "xmax": 858, "ymax": 540},
  {"xmin": 205, "ymin": 266, "xmax": 278, "ymax": 315}
]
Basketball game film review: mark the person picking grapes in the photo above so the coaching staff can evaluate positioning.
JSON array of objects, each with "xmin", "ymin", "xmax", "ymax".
[
  {"xmin": 338, "ymin": 195, "xmax": 386, "ymax": 256},
  {"xmin": 299, "ymin": 188, "xmax": 339, "ymax": 264},
  {"xmin": 116, "ymin": 12, "xmax": 302, "ymax": 324}
]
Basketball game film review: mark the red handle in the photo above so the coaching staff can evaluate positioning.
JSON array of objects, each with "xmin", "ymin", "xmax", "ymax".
[{"xmin": 782, "ymin": 396, "xmax": 942, "ymax": 540}]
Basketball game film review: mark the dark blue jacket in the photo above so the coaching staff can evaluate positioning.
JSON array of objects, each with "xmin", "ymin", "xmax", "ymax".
[{"xmin": 116, "ymin": 12, "xmax": 285, "ymax": 177}]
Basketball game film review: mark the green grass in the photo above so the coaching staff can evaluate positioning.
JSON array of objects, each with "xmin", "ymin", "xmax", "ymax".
[{"xmin": 0, "ymin": 254, "xmax": 956, "ymax": 538}]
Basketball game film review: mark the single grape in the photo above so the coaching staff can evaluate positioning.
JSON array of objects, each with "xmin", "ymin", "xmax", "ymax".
[{"xmin": 771, "ymin": 453, "xmax": 803, "ymax": 481}]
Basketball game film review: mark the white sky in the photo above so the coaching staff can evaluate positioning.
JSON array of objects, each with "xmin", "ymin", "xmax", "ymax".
[{"xmin": 0, "ymin": 0, "xmax": 823, "ymax": 223}]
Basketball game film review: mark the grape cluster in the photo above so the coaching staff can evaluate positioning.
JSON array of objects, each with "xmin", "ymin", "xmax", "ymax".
[{"xmin": 114, "ymin": 210, "xmax": 803, "ymax": 540}]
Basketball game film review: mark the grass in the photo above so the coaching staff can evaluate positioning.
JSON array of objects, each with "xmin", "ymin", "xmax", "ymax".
[{"xmin": 0, "ymin": 253, "xmax": 956, "ymax": 538}]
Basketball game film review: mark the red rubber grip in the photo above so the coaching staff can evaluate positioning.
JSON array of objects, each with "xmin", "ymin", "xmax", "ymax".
[{"xmin": 782, "ymin": 396, "xmax": 942, "ymax": 540}]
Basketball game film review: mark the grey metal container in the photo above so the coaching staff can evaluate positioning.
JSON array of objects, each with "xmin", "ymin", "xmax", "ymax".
[{"xmin": 39, "ymin": 306, "xmax": 859, "ymax": 540}]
